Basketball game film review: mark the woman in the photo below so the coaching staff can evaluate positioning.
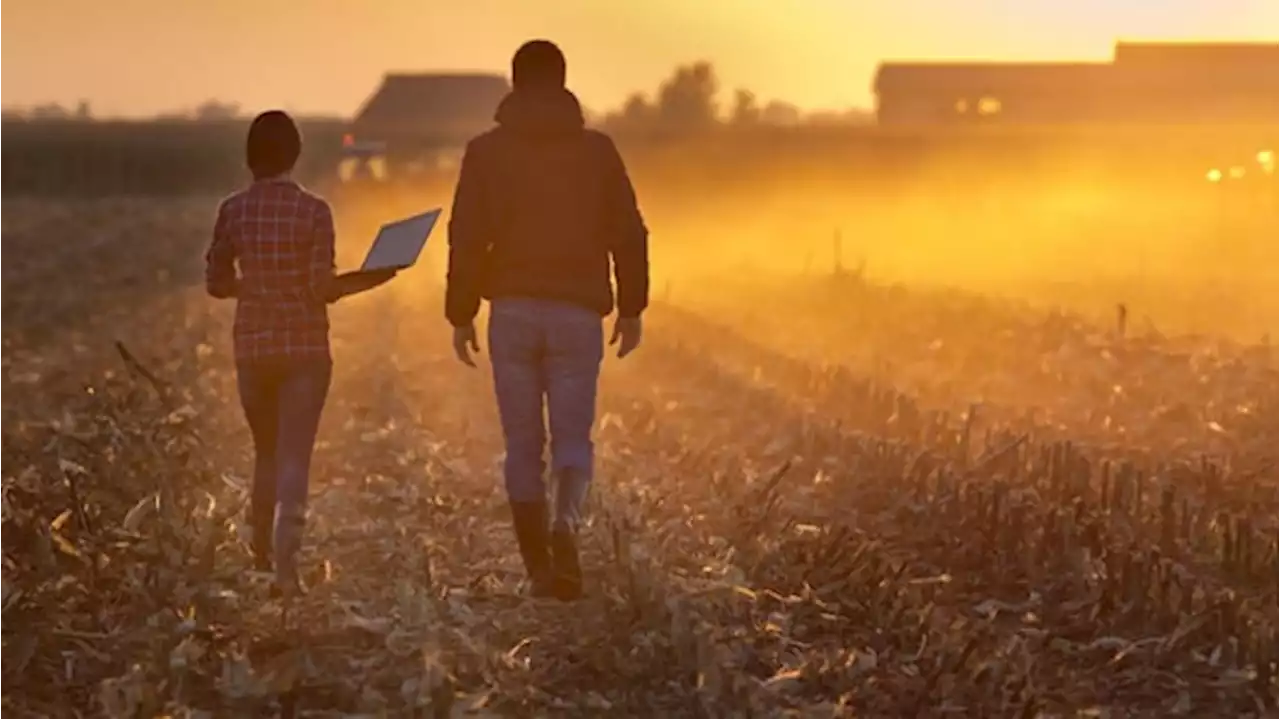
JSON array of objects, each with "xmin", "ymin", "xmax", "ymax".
[{"xmin": 204, "ymin": 110, "xmax": 394, "ymax": 592}]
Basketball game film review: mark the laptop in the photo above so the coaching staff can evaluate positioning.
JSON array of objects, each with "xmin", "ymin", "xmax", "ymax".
[{"xmin": 358, "ymin": 209, "xmax": 442, "ymax": 272}]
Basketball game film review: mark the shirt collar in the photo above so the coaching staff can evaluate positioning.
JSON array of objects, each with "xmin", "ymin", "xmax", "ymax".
[{"xmin": 255, "ymin": 173, "xmax": 293, "ymax": 185}]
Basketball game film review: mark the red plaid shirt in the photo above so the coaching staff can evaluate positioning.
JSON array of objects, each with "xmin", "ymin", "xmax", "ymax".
[{"xmin": 205, "ymin": 178, "xmax": 336, "ymax": 363}]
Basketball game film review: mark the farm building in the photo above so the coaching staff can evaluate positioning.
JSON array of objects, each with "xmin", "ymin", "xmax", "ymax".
[
  {"xmin": 873, "ymin": 41, "xmax": 1279, "ymax": 127},
  {"xmin": 340, "ymin": 72, "xmax": 509, "ymax": 179},
  {"xmin": 349, "ymin": 72, "xmax": 509, "ymax": 140}
]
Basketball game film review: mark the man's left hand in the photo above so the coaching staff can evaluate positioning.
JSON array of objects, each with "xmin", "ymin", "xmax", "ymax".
[
  {"xmin": 610, "ymin": 316, "xmax": 642, "ymax": 359},
  {"xmin": 453, "ymin": 324, "xmax": 481, "ymax": 367}
]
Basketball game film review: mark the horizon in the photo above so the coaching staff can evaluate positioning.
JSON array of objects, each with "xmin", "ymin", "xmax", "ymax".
[{"xmin": 3, "ymin": 0, "xmax": 1277, "ymax": 119}]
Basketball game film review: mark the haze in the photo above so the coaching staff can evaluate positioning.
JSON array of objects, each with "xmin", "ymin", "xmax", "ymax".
[{"xmin": 4, "ymin": 0, "xmax": 1277, "ymax": 117}]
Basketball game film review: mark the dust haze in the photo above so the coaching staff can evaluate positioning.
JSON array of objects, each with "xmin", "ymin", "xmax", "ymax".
[{"xmin": 2, "ymin": 38, "xmax": 1277, "ymax": 718}]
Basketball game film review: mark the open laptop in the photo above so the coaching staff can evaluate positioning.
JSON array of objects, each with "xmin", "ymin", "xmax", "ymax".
[{"xmin": 358, "ymin": 208, "xmax": 442, "ymax": 273}]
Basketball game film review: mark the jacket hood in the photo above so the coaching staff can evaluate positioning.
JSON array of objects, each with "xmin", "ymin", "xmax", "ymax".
[{"xmin": 494, "ymin": 88, "xmax": 585, "ymax": 136}]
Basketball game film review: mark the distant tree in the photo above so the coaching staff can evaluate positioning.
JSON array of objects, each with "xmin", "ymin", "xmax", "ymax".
[
  {"xmin": 30, "ymin": 103, "xmax": 71, "ymax": 121},
  {"xmin": 601, "ymin": 91, "xmax": 658, "ymax": 132},
  {"xmin": 620, "ymin": 93, "xmax": 655, "ymax": 124},
  {"xmin": 730, "ymin": 89, "xmax": 761, "ymax": 125},
  {"xmin": 805, "ymin": 108, "xmax": 874, "ymax": 126},
  {"xmin": 760, "ymin": 100, "xmax": 801, "ymax": 126},
  {"xmin": 601, "ymin": 62, "xmax": 721, "ymax": 133},
  {"xmin": 653, "ymin": 61, "xmax": 719, "ymax": 130},
  {"xmin": 194, "ymin": 99, "xmax": 240, "ymax": 121},
  {"xmin": 75, "ymin": 100, "xmax": 93, "ymax": 121},
  {"xmin": 601, "ymin": 62, "xmax": 850, "ymax": 134}
]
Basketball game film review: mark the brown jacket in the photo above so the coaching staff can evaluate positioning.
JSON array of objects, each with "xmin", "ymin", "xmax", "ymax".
[{"xmin": 445, "ymin": 88, "xmax": 649, "ymax": 327}]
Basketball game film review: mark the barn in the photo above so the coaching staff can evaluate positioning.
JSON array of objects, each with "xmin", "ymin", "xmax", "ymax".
[
  {"xmin": 338, "ymin": 73, "xmax": 509, "ymax": 181},
  {"xmin": 873, "ymin": 42, "xmax": 1279, "ymax": 128},
  {"xmin": 345, "ymin": 73, "xmax": 509, "ymax": 156}
]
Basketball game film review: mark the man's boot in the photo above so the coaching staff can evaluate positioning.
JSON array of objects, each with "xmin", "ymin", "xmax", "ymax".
[
  {"xmin": 549, "ymin": 468, "xmax": 587, "ymax": 601},
  {"xmin": 549, "ymin": 525, "xmax": 583, "ymax": 601},
  {"xmin": 509, "ymin": 501, "xmax": 554, "ymax": 597}
]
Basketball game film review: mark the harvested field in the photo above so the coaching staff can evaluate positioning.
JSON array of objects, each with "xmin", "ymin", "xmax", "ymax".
[{"xmin": 1, "ymin": 196, "xmax": 1276, "ymax": 717}]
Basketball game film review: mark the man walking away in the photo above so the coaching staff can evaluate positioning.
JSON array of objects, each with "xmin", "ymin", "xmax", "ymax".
[{"xmin": 445, "ymin": 40, "xmax": 649, "ymax": 601}]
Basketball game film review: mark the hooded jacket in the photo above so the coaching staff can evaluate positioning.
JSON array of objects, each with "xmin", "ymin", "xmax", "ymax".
[{"xmin": 445, "ymin": 88, "xmax": 649, "ymax": 327}]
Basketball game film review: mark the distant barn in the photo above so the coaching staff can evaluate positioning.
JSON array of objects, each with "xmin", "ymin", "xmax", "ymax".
[
  {"xmin": 342, "ymin": 73, "xmax": 509, "ymax": 176},
  {"xmin": 873, "ymin": 42, "xmax": 1279, "ymax": 128}
]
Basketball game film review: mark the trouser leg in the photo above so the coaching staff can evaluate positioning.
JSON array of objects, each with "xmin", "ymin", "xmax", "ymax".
[
  {"xmin": 272, "ymin": 360, "xmax": 332, "ymax": 582},
  {"xmin": 544, "ymin": 306, "xmax": 604, "ymax": 531},
  {"xmin": 237, "ymin": 362, "xmax": 279, "ymax": 570},
  {"xmin": 489, "ymin": 305, "xmax": 548, "ymax": 504},
  {"xmin": 543, "ymin": 303, "xmax": 603, "ymax": 601},
  {"xmin": 489, "ymin": 303, "xmax": 553, "ymax": 593}
]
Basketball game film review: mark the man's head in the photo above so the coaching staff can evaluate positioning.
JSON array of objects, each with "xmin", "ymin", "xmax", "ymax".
[
  {"xmin": 511, "ymin": 40, "xmax": 566, "ymax": 91},
  {"xmin": 245, "ymin": 110, "xmax": 301, "ymax": 180}
]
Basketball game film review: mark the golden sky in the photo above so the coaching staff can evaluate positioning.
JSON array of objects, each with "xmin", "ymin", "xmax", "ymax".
[{"xmin": 3, "ymin": 0, "xmax": 1277, "ymax": 118}]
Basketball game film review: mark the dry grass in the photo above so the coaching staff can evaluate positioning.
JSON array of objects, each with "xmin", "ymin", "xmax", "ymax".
[{"xmin": 1, "ymin": 197, "xmax": 1275, "ymax": 717}]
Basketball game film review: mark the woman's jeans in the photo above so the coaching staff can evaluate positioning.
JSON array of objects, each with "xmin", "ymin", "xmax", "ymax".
[
  {"xmin": 488, "ymin": 298, "xmax": 604, "ymax": 530},
  {"xmin": 236, "ymin": 357, "xmax": 332, "ymax": 576}
]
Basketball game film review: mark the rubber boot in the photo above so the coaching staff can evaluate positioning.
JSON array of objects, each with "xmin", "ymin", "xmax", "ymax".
[
  {"xmin": 249, "ymin": 505, "xmax": 274, "ymax": 572},
  {"xmin": 549, "ymin": 468, "xmax": 587, "ymax": 601},
  {"xmin": 509, "ymin": 501, "xmax": 554, "ymax": 597},
  {"xmin": 549, "ymin": 526, "xmax": 583, "ymax": 601},
  {"xmin": 273, "ymin": 506, "xmax": 307, "ymax": 597}
]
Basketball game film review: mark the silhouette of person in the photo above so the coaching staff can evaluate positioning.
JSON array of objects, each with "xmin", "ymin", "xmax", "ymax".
[
  {"xmin": 445, "ymin": 40, "xmax": 650, "ymax": 600},
  {"xmin": 205, "ymin": 111, "xmax": 395, "ymax": 594}
]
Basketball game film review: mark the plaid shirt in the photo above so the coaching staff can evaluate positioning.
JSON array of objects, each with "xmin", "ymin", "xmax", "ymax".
[{"xmin": 205, "ymin": 178, "xmax": 336, "ymax": 363}]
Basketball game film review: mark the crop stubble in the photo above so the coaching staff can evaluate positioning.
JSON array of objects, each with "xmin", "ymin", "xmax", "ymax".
[{"xmin": 0, "ymin": 197, "xmax": 1275, "ymax": 717}]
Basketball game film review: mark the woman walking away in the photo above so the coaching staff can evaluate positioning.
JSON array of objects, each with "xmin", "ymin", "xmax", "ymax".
[{"xmin": 205, "ymin": 110, "xmax": 396, "ymax": 593}]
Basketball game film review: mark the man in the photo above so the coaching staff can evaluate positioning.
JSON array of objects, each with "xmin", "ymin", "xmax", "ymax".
[{"xmin": 445, "ymin": 40, "xmax": 649, "ymax": 601}]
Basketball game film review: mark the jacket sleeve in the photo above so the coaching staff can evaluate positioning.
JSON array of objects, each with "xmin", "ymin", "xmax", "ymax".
[
  {"xmin": 600, "ymin": 136, "xmax": 649, "ymax": 318},
  {"xmin": 205, "ymin": 200, "xmax": 238, "ymax": 299},
  {"xmin": 445, "ymin": 140, "xmax": 490, "ymax": 327}
]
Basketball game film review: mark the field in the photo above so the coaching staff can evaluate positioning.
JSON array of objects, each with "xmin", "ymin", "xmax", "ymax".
[{"xmin": 1, "ymin": 154, "xmax": 1277, "ymax": 716}]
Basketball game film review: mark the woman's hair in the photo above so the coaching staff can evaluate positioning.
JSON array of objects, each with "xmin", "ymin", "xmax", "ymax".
[
  {"xmin": 511, "ymin": 40, "xmax": 566, "ymax": 90},
  {"xmin": 245, "ymin": 110, "xmax": 301, "ymax": 179}
]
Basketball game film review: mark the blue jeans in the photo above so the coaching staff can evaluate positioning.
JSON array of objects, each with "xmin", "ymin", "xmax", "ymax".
[
  {"xmin": 489, "ymin": 298, "xmax": 603, "ymax": 529},
  {"xmin": 236, "ymin": 357, "xmax": 332, "ymax": 575}
]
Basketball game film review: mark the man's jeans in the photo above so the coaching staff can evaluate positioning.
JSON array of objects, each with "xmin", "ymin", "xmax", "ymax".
[
  {"xmin": 489, "ymin": 298, "xmax": 603, "ymax": 529},
  {"xmin": 236, "ymin": 357, "xmax": 332, "ymax": 575}
]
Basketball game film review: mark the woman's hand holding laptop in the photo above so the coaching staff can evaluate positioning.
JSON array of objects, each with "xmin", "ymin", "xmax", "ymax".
[
  {"xmin": 326, "ymin": 268, "xmax": 398, "ymax": 303},
  {"xmin": 322, "ymin": 207, "xmax": 439, "ymax": 303}
]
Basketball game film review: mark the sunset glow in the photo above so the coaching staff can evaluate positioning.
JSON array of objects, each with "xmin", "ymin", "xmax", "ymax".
[{"xmin": 4, "ymin": 0, "xmax": 1277, "ymax": 117}]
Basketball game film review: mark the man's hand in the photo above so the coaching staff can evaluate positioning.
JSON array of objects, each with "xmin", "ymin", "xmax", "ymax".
[
  {"xmin": 609, "ymin": 316, "xmax": 642, "ymax": 359},
  {"xmin": 453, "ymin": 324, "xmax": 481, "ymax": 367}
]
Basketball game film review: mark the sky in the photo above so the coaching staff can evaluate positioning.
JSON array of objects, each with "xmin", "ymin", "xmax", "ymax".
[{"xmin": 3, "ymin": 0, "xmax": 1277, "ymax": 118}]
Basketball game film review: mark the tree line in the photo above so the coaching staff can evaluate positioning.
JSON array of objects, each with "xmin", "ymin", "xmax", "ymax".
[
  {"xmin": 597, "ymin": 61, "xmax": 872, "ymax": 132},
  {"xmin": 2, "ymin": 62, "xmax": 873, "ymax": 129},
  {"xmin": 1, "ymin": 98, "xmax": 247, "ymax": 123}
]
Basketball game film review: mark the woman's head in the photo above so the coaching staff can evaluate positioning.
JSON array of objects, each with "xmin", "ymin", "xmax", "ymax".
[{"xmin": 245, "ymin": 110, "xmax": 301, "ymax": 179}]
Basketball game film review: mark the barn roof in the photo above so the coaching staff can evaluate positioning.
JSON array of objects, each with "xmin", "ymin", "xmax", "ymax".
[
  {"xmin": 874, "ymin": 42, "xmax": 1280, "ymax": 96},
  {"xmin": 1114, "ymin": 41, "xmax": 1278, "ymax": 69},
  {"xmin": 873, "ymin": 62, "xmax": 1112, "ymax": 95},
  {"xmin": 351, "ymin": 73, "xmax": 510, "ymax": 136}
]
